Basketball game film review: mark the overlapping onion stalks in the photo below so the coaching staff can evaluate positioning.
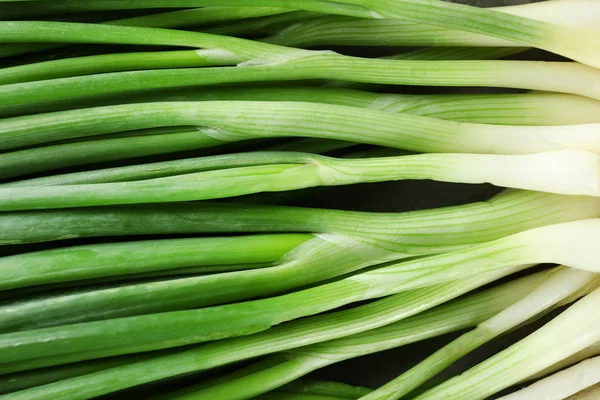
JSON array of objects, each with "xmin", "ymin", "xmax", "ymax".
[{"xmin": 2, "ymin": 1, "xmax": 600, "ymax": 399}]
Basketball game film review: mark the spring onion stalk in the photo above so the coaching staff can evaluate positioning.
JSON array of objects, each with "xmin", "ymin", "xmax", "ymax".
[
  {"xmin": 0, "ymin": 46, "xmax": 526, "ymax": 118},
  {"xmin": 0, "ymin": 261, "xmax": 276, "ymax": 304},
  {"xmin": 2, "ymin": 218, "xmax": 600, "ymax": 367},
  {"xmin": 2, "ymin": 0, "xmax": 599, "ymax": 67},
  {"xmin": 530, "ymin": 342, "xmax": 600, "ymax": 384},
  {"xmin": 0, "ymin": 266, "xmax": 533, "ymax": 397},
  {"xmin": 261, "ymin": 380, "xmax": 370, "ymax": 400},
  {"xmin": 162, "ymin": 268, "xmax": 568, "ymax": 400},
  {"xmin": 206, "ymin": 11, "xmax": 319, "ymax": 37},
  {"xmin": 0, "ymin": 233, "xmax": 312, "ymax": 291},
  {"xmin": 0, "ymin": 7, "xmax": 293, "ymax": 59},
  {"xmin": 4, "ymin": 190, "xmax": 591, "ymax": 328},
  {"xmin": 497, "ymin": 356, "xmax": 600, "ymax": 400},
  {"xmin": 0, "ymin": 235, "xmax": 400, "ymax": 329},
  {"xmin": 322, "ymin": 46, "xmax": 525, "ymax": 91},
  {"xmin": 0, "ymin": 189, "xmax": 596, "ymax": 247},
  {"xmin": 1, "ymin": 56, "xmax": 599, "ymax": 110},
  {"xmin": 6, "ymin": 87, "xmax": 596, "ymax": 126},
  {"xmin": 108, "ymin": 7, "xmax": 293, "ymax": 29},
  {"xmin": 3, "ymin": 149, "xmax": 600, "ymax": 212},
  {"xmin": 0, "ymin": 22, "xmax": 599, "ymax": 105},
  {"xmin": 0, "ymin": 129, "xmax": 229, "ymax": 180},
  {"xmin": 0, "ymin": 351, "xmax": 171, "ymax": 395},
  {"xmin": 361, "ymin": 267, "xmax": 600, "ymax": 400},
  {"xmin": 6, "ymin": 101, "xmax": 600, "ymax": 155},
  {"xmin": 0, "ymin": 268, "xmax": 515, "ymax": 376},
  {"xmin": 7, "ymin": 90, "xmax": 597, "ymax": 180},
  {"xmin": 411, "ymin": 286, "xmax": 600, "ymax": 400},
  {"xmin": 0, "ymin": 1, "xmax": 371, "ymax": 20},
  {"xmin": 265, "ymin": 0, "xmax": 600, "ymax": 49},
  {"xmin": 0, "ymin": 50, "xmax": 243, "ymax": 85}
]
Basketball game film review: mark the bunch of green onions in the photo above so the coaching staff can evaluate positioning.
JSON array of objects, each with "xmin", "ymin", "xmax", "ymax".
[{"xmin": 1, "ymin": 0, "xmax": 600, "ymax": 399}]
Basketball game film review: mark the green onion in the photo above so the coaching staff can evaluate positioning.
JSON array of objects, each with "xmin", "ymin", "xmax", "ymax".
[
  {"xmin": 411, "ymin": 286, "xmax": 600, "ymax": 400},
  {"xmin": 497, "ymin": 356, "xmax": 600, "ymax": 400},
  {"xmin": 362, "ymin": 267, "xmax": 600, "ymax": 400},
  {"xmin": 162, "ymin": 269, "xmax": 562, "ymax": 400},
  {"xmin": 0, "ymin": 7, "xmax": 292, "ymax": 59},
  {"xmin": 7, "ymin": 89, "xmax": 598, "ymax": 180},
  {"xmin": 0, "ymin": 190, "xmax": 596, "ymax": 247},
  {"xmin": 0, "ymin": 234, "xmax": 311, "ymax": 291},
  {"xmin": 5, "ymin": 189, "xmax": 593, "ymax": 329},
  {"xmin": 259, "ymin": 380, "xmax": 372, "ymax": 400},
  {"xmin": 2, "ymin": 218, "xmax": 600, "ymax": 368},
  {"xmin": 2, "ymin": 0, "xmax": 599, "ymax": 67},
  {"xmin": 1, "ymin": 22, "xmax": 599, "ymax": 107},
  {"xmin": 0, "ymin": 1, "xmax": 371, "ymax": 20},
  {"xmin": 2, "ymin": 150, "xmax": 600, "ymax": 211},
  {"xmin": 0, "ymin": 266, "xmax": 529, "ymax": 397},
  {"xmin": 0, "ymin": 50, "xmax": 241, "ymax": 85},
  {"xmin": 5, "ymin": 101, "xmax": 600, "ymax": 154},
  {"xmin": 265, "ymin": 0, "xmax": 600, "ymax": 49}
]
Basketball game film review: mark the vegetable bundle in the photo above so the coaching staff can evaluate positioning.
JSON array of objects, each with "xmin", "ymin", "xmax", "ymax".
[{"xmin": 1, "ymin": 0, "xmax": 600, "ymax": 399}]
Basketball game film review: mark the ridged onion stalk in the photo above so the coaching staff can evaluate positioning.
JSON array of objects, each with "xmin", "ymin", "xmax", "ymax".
[
  {"xmin": 7, "ymin": 90, "xmax": 599, "ymax": 180},
  {"xmin": 361, "ymin": 267, "xmax": 600, "ymax": 400},
  {"xmin": 497, "ymin": 356, "xmax": 600, "ymax": 400},
  {"xmin": 161, "ymin": 267, "xmax": 598, "ymax": 400},
  {"xmin": 265, "ymin": 0, "xmax": 600, "ymax": 49},
  {"xmin": 0, "ymin": 189, "xmax": 596, "ymax": 245},
  {"xmin": 0, "ymin": 267, "xmax": 537, "ymax": 398},
  {"xmin": 1, "ymin": 23, "xmax": 599, "ymax": 108},
  {"xmin": 1, "ymin": 0, "xmax": 599, "ymax": 67},
  {"xmin": 4, "ymin": 101, "xmax": 600, "ymax": 155},
  {"xmin": 1, "ymin": 150, "xmax": 600, "ymax": 211},
  {"xmin": 0, "ymin": 46, "xmax": 531, "ymax": 117},
  {"xmin": 409, "ymin": 286, "xmax": 600, "ymax": 400},
  {"xmin": 254, "ymin": 380, "xmax": 371, "ymax": 400},
  {"xmin": 0, "ymin": 7, "xmax": 292, "ymax": 59},
  {"xmin": 3, "ymin": 190, "xmax": 595, "ymax": 329},
  {"xmin": 1, "ymin": 219, "xmax": 600, "ymax": 369}
]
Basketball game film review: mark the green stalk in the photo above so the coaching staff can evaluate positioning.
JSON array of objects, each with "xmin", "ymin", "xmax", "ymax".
[
  {"xmin": 362, "ymin": 267, "xmax": 600, "ymax": 400},
  {"xmin": 2, "ymin": 149, "xmax": 600, "ymax": 211},
  {"xmin": 0, "ymin": 262, "xmax": 274, "ymax": 305},
  {"xmin": 0, "ymin": 1, "xmax": 370, "ymax": 20},
  {"xmin": 0, "ymin": 22, "xmax": 598, "ymax": 107},
  {"xmin": 270, "ymin": 381, "xmax": 371, "ymax": 400},
  {"xmin": 1, "ymin": 57, "xmax": 598, "ymax": 110},
  {"xmin": 4, "ymin": 89, "xmax": 600, "ymax": 180},
  {"xmin": 0, "ymin": 46, "xmax": 527, "ymax": 118},
  {"xmin": 0, "ymin": 235, "xmax": 396, "ymax": 330},
  {"xmin": 0, "ymin": 129, "xmax": 225, "ymax": 180},
  {"xmin": 2, "ymin": 218, "xmax": 600, "ymax": 369},
  {"xmin": 412, "ymin": 286, "xmax": 600, "ymax": 400},
  {"xmin": 5, "ymin": 101, "xmax": 600, "ymax": 155},
  {"xmin": 0, "ymin": 50, "xmax": 242, "ymax": 85},
  {"xmin": 207, "ymin": 11, "xmax": 319, "ymax": 37},
  {"xmin": 1, "ymin": 0, "xmax": 598, "ymax": 67},
  {"xmin": 0, "ymin": 266, "xmax": 529, "ymax": 397},
  {"xmin": 0, "ymin": 189, "xmax": 597, "ymax": 248},
  {"xmin": 0, "ymin": 233, "xmax": 311, "ymax": 291},
  {"xmin": 0, "ymin": 351, "xmax": 172, "ymax": 395},
  {"xmin": 4, "ymin": 190, "xmax": 592, "ymax": 330},
  {"xmin": 265, "ymin": 0, "xmax": 600, "ymax": 49},
  {"xmin": 166, "ymin": 269, "xmax": 567, "ymax": 400},
  {"xmin": 0, "ymin": 7, "xmax": 293, "ymax": 59},
  {"xmin": 497, "ymin": 356, "xmax": 600, "ymax": 400},
  {"xmin": 323, "ymin": 46, "xmax": 525, "ymax": 91}
]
